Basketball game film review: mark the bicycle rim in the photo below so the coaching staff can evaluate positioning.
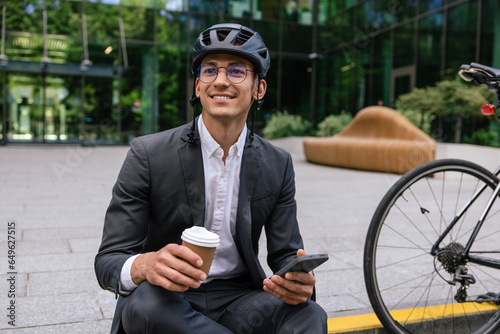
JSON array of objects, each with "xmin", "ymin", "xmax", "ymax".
[{"xmin": 364, "ymin": 159, "xmax": 500, "ymax": 334}]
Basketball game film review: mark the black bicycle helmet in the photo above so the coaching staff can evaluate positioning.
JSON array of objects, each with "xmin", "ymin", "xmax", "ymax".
[{"xmin": 192, "ymin": 23, "xmax": 270, "ymax": 78}]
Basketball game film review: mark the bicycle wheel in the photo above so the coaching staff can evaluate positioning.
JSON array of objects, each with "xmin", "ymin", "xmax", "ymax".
[{"xmin": 364, "ymin": 159, "xmax": 500, "ymax": 334}]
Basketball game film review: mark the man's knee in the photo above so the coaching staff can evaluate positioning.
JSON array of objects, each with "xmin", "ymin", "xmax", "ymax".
[
  {"xmin": 279, "ymin": 300, "xmax": 328, "ymax": 334},
  {"xmin": 121, "ymin": 282, "xmax": 191, "ymax": 333}
]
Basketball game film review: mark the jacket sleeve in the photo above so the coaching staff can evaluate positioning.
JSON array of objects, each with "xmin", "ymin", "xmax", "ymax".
[
  {"xmin": 94, "ymin": 138, "xmax": 152, "ymax": 296},
  {"xmin": 264, "ymin": 153, "xmax": 304, "ymax": 273}
]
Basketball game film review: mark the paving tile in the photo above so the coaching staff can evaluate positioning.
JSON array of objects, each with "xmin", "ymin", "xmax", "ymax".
[
  {"xmin": 0, "ymin": 252, "xmax": 95, "ymax": 274},
  {"xmin": 95, "ymin": 289, "xmax": 117, "ymax": 320},
  {"xmin": 0, "ymin": 320, "xmax": 113, "ymax": 334},
  {"xmin": 0, "ymin": 274, "xmax": 29, "ymax": 297},
  {"xmin": 0, "ymin": 292, "xmax": 102, "ymax": 329},
  {"xmin": 0, "ymin": 240, "xmax": 70, "ymax": 256},
  {"xmin": 28, "ymin": 269, "xmax": 100, "ymax": 296},
  {"xmin": 69, "ymin": 238, "xmax": 102, "ymax": 254},
  {"xmin": 22, "ymin": 227, "xmax": 103, "ymax": 241}
]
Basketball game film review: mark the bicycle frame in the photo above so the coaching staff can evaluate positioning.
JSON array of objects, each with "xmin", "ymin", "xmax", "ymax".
[{"xmin": 430, "ymin": 165, "xmax": 500, "ymax": 270}]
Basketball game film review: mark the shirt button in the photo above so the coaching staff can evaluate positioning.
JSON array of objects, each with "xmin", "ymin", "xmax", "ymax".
[
  {"xmin": 217, "ymin": 203, "xmax": 222, "ymax": 209},
  {"xmin": 221, "ymin": 172, "xmax": 225, "ymax": 178},
  {"xmin": 216, "ymin": 148, "xmax": 223, "ymax": 156}
]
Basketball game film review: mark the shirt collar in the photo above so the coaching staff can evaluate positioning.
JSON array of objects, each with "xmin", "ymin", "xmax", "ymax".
[{"xmin": 198, "ymin": 115, "xmax": 247, "ymax": 158}]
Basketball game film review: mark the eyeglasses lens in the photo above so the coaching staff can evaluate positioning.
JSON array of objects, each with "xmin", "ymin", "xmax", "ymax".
[{"xmin": 198, "ymin": 64, "xmax": 247, "ymax": 84}]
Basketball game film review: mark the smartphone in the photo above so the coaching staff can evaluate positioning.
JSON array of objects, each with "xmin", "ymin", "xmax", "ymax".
[{"xmin": 273, "ymin": 254, "xmax": 329, "ymax": 278}]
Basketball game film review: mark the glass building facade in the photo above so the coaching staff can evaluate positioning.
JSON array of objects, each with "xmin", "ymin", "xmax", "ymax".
[{"xmin": 0, "ymin": 0, "xmax": 498, "ymax": 144}]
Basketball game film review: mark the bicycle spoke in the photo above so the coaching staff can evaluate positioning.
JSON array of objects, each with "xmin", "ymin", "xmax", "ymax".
[{"xmin": 364, "ymin": 159, "xmax": 500, "ymax": 333}]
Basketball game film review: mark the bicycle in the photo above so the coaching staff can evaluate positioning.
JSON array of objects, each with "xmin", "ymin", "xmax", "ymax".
[{"xmin": 363, "ymin": 62, "xmax": 500, "ymax": 334}]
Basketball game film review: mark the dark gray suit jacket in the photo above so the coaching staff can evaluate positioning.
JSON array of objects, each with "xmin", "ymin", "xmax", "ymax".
[{"xmin": 95, "ymin": 120, "xmax": 304, "ymax": 334}]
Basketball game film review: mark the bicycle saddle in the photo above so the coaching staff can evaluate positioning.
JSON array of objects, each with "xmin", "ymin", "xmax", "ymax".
[{"xmin": 459, "ymin": 62, "xmax": 500, "ymax": 85}]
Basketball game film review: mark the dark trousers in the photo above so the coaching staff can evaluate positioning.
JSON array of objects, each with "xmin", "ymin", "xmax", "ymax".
[{"xmin": 121, "ymin": 276, "xmax": 327, "ymax": 334}]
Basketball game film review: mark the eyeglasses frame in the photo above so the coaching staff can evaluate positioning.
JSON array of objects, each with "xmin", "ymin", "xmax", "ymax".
[{"xmin": 197, "ymin": 63, "xmax": 255, "ymax": 84}]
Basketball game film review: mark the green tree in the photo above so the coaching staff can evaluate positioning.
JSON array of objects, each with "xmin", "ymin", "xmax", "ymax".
[{"xmin": 396, "ymin": 78, "xmax": 495, "ymax": 143}]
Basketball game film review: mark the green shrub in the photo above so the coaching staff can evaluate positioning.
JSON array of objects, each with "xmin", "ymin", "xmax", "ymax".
[
  {"xmin": 262, "ymin": 111, "xmax": 312, "ymax": 139},
  {"xmin": 315, "ymin": 111, "xmax": 353, "ymax": 137},
  {"xmin": 463, "ymin": 129, "xmax": 499, "ymax": 147},
  {"xmin": 398, "ymin": 109, "xmax": 435, "ymax": 135}
]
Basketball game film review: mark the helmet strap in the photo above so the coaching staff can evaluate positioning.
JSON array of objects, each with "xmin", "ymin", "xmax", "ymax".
[
  {"xmin": 188, "ymin": 79, "xmax": 199, "ymax": 144},
  {"xmin": 249, "ymin": 78, "xmax": 263, "ymax": 144}
]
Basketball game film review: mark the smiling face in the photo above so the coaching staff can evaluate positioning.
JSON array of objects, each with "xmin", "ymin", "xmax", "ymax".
[{"xmin": 195, "ymin": 53, "xmax": 266, "ymax": 129}]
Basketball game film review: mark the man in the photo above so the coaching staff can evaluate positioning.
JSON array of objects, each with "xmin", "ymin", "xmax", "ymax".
[{"xmin": 95, "ymin": 23, "xmax": 327, "ymax": 334}]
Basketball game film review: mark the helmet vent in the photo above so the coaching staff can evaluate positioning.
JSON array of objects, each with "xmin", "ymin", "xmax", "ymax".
[
  {"xmin": 201, "ymin": 31, "xmax": 211, "ymax": 45},
  {"xmin": 259, "ymin": 50, "xmax": 268, "ymax": 60},
  {"xmin": 236, "ymin": 29, "xmax": 253, "ymax": 45}
]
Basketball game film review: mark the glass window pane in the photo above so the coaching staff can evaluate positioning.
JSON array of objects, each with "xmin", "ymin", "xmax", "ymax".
[
  {"xmin": 228, "ymin": 0, "xmax": 252, "ymax": 18},
  {"xmin": 282, "ymin": 23, "xmax": 312, "ymax": 53},
  {"xmin": 7, "ymin": 74, "xmax": 43, "ymax": 142},
  {"xmin": 88, "ymin": 40, "xmax": 119, "ymax": 66},
  {"xmin": 317, "ymin": 0, "xmax": 328, "ymax": 25},
  {"xmin": 122, "ymin": 6, "xmax": 155, "ymax": 41},
  {"xmin": 372, "ymin": 33, "xmax": 391, "ymax": 107},
  {"xmin": 393, "ymin": 22, "xmax": 415, "ymax": 68},
  {"xmin": 158, "ymin": 45, "xmax": 188, "ymax": 131},
  {"xmin": 157, "ymin": 11, "xmax": 188, "ymax": 45},
  {"xmin": 190, "ymin": 0, "xmax": 228, "ymax": 15},
  {"xmin": 480, "ymin": 0, "xmax": 498, "ymax": 65},
  {"xmin": 6, "ymin": 0, "xmax": 44, "ymax": 33},
  {"xmin": 6, "ymin": 32, "xmax": 43, "ymax": 62},
  {"xmin": 47, "ymin": 0, "xmax": 82, "ymax": 36},
  {"xmin": 86, "ymin": 3, "xmax": 119, "ymax": 39},
  {"xmin": 446, "ymin": 2, "xmax": 478, "ymax": 75},
  {"xmin": 122, "ymin": 0, "xmax": 156, "ymax": 8},
  {"xmin": 261, "ymin": 53, "xmax": 278, "ymax": 114},
  {"xmin": 280, "ymin": 57, "xmax": 311, "ymax": 120},
  {"xmin": 44, "ymin": 75, "xmax": 81, "ymax": 142},
  {"xmin": 284, "ymin": 0, "xmax": 313, "ymax": 25},
  {"xmin": 88, "ymin": 0, "xmax": 119, "ymax": 5},
  {"xmin": 420, "ymin": 0, "xmax": 443, "ymax": 14},
  {"xmin": 158, "ymin": 0, "xmax": 188, "ymax": 12},
  {"xmin": 255, "ymin": 0, "xmax": 279, "ymax": 20},
  {"xmin": 417, "ymin": 13, "xmax": 443, "ymax": 86},
  {"xmin": 392, "ymin": 0, "xmax": 416, "ymax": 24},
  {"xmin": 46, "ymin": 36, "xmax": 83, "ymax": 64},
  {"xmin": 121, "ymin": 44, "xmax": 156, "ymax": 136},
  {"xmin": 253, "ymin": 21, "xmax": 279, "ymax": 52},
  {"xmin": 189, "ymin": 15, "xmax": 224, "ymax": 41},
  {"xmin": 83, "ymin": 76, "xmax": 119, "ymax": 144}
]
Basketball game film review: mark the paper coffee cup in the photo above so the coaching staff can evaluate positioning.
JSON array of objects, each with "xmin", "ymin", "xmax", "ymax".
[{"xmin": 181, "ymin": 226, "xmax": 220, "ymax": 276}]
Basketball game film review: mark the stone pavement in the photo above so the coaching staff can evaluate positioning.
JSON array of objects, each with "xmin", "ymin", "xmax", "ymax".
[{"xmin": 1, "ymin": 138, "xmax": 500, "ymax": 333}]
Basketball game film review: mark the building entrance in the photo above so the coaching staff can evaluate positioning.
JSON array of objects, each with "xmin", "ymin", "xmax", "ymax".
[{"xmin": 6, "ymin": 74, "xmax": 81, "ymax": 143}]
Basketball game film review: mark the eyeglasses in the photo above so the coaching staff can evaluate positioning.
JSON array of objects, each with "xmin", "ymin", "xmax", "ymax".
[{"xmin": 197, "ymin": 63, "xmax": 254, "ymax": 84}]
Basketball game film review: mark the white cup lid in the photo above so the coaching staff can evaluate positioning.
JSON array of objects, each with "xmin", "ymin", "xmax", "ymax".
[{"xmin": 181, "ymin": 226, "xmax": 220, "ymax": 248}]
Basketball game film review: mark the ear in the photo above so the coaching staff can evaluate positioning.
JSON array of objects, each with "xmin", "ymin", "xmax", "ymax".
[
  {"xmin": 253, "ymin": 79, "xmax": 267, "ymax": 101},
  {"xmin": 195, "ymin": 78, "xmax": 200, "ymax": 97}
]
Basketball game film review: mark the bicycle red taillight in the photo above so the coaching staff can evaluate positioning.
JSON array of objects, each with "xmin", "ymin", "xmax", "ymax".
[{"xmin": 481, "ymin": 104, "xmax": 496, "ymax": 115}]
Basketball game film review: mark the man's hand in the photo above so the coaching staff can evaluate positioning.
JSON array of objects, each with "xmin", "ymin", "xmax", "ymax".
[
  {"xmin": 131, "ymin": 243, "xmax": 207, "ymax": 292},
  {"xmin": 263, "ymin": 249, "xmax": 316, "ymax": 305}
]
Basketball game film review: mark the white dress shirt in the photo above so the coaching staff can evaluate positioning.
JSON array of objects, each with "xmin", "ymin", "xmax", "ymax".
[{"xmin": 119, "ymin": 116, "xmax": 247, "ymax": 292}]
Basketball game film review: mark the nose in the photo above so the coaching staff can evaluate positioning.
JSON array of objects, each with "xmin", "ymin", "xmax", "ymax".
[{"xmin": 213, "ymin": 67, "xmax": 230, "ymax": 86}]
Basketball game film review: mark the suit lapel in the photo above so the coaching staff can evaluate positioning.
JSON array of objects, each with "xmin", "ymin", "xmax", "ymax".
[
  {"xmin": 236, "ymin": 137, "xmax": 266, "ymax": 286},
  {"xmin": 178, "ymin": 123, "xmax": 205, "ymax": 227}
]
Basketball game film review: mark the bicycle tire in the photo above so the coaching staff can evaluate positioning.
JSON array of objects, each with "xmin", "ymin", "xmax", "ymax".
[{"xmin": 364, "ymin": 159, "xmax": 500, "ymax": 334}]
